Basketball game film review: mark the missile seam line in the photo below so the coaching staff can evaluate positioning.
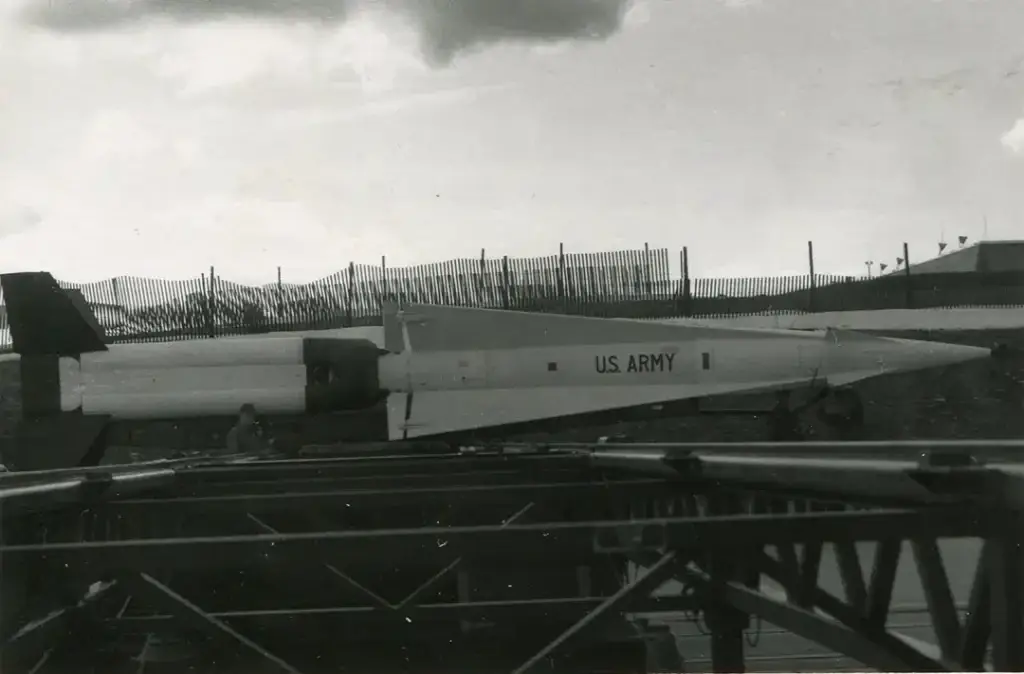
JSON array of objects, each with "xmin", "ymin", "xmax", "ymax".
[{"xmin": 402, "ymin": 392, "xmax": 414, "ymax": 441}]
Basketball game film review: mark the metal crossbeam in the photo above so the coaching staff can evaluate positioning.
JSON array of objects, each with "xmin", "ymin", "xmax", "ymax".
[
  {"xmin": 0, "ymin": 508, "xmax": 993, "ymax": 571},
  {"xmin": 112, "ymin": 596, "xmax": 699, "ymax": 630},
  {"xmin": 3, "ymin": 440, "xmax": 1024, "ymax": 674},
  {"xmin": 101, "ymin": 479, "xmax": 669, "ymax": 517}
]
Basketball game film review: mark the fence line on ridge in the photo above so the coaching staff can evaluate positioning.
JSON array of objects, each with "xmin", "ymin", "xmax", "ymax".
[{"xmin": 1, "ymin": 242, "xmax": 1022, "ymax": 349}]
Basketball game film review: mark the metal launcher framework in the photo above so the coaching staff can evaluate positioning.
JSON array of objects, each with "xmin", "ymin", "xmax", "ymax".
[{"xmin": 2, "ymin": 440, "xmax": 1023, "ymax": 673}]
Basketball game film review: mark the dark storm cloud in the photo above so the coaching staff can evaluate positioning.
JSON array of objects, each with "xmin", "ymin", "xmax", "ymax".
[
  {"xmin": 19, "ymin": 0, "xmax": 634, "ymax": 65},
  {"xmin": 402, "ymin": 0, "xmax": 632, "ymax": 65}
]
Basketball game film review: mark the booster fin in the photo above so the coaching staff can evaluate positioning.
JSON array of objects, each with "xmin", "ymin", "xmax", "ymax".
[{"xmin": 1, "ymin": 272, "xmax": 107, "ymax": 356}]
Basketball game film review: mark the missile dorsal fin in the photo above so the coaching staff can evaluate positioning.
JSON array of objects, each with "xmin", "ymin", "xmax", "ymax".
[
  {"xmin": 384, "ymin": 302, "xmax": 807, "ymax": 353},
  {"xmin": 382, "ymin": 303, "xmax": 726, "ymax": 353}
]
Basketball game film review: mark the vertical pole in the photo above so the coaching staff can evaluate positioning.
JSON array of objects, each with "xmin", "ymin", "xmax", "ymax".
[
  {"xmin": 902, "ymin": 242, "xmax": 913, "ymax": 309},
  {"xmin": 807, "ymin": 241, "xmax": 816, "ymax": 312},
  {"xmin": 644, "ymin": 242, "xmax": 652, "ymax": 298},
  {"xmin": 381, "ymin": 255, "xmax": 388, "ymax": 307},
  {"xmin": 111, "ymin": 277, "xmax": 122, "ymax": 338},
  {"xmin": 501, "ymin": 255, "xmax": 511, "ymax": 310},
  {"xmin": 990, "ymin": 526, "xmax": 1024, "ymax": 670},
  {"xmin": 706, "ymin": 493, "xmax": 749, "ymax": 673},
  {"xmin": 207, "ymin": 265, "xmax": 216, "ymax": 338},
  {"xmin": 479, "ymin": 248, "xmax": 487, "ymax": 306},
  {"xmin": 346, "ymin": 262, "xmax": 355, "ymax": 328},
  {"xmin": 276, "ymin": 266, "xmax": 283, "ymax": 325},
  {"xmin": 681, "ymin": 247, "xmax": 691, "ymax": 317},
  {"xmin": 558, "ymin": 242, "xmax": 566, "ymax": 308}
]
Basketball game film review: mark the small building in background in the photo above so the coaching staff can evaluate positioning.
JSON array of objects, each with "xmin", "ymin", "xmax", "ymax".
[{"xmin": 903, "ymin": 240, "xmax": 1024, "ymax": 274}]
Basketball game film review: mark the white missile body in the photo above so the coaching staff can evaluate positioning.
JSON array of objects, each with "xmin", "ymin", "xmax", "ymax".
[
  {"xmin": 374, "ymin": 304, "xmax": 991, "ymax": 439},
  {"xmin": 0, "ymin": 302, "xmax": 991, "ymax": 441},
  {"xmin": 378, "ymin": 332, "xmax": 987, "ymax": 392},
  {"xmin": 61, "ymin": 338, "xmax": 309, "ymax": 418}
]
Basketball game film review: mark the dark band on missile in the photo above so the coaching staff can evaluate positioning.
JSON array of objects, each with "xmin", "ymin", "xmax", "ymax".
[
  {"xmin": 302, "ymin": 338, "xmax": 385, "ymax": 413},
  {"xmin": 0, "ymin": 358, "xmax": 22, "ymax": 433},
  {"xmin": 19, "ymin": 355, "xmax": 62, "ymax": 418},
  {"xmin": 595, "ymin": 353, "xmax": 675, "ymax": 374}
]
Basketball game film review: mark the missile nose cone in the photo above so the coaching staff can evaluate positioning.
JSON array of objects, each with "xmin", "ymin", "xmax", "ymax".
[
  {"xmin": 884, "ymin": 337, "xmax": 992, "ymax": 370},
  {"xmin": 824, "ymin": 329, "xmax": 992, "ymax": 384}
]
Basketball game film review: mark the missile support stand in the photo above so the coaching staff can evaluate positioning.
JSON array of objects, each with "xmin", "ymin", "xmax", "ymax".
[{"xmin": 2, "ymin": 441, "xmax": 1024, "ymax": 673}]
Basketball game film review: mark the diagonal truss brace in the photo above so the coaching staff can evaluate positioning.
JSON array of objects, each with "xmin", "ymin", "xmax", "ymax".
[
  {"xmin": 510, "ymin": 551, "xmax": 681, "ymax": 674},
  {"xmin": 120, "ymin": 573, "xmax": 302, "ymax": 674},
  {"xmin": 688, "ymin": 560, "xmax": 949, "ymax": 672},
  {"xmin": 685, "ymin": 526, "xmax": 1023, "ymax": 673},
  {"xmin": 0, "ymin": 581, "xmax": 117, "ymax": 674},
  {"xmin": 245, "ymin": 502, "xmax": 535, "ymax": 617}
]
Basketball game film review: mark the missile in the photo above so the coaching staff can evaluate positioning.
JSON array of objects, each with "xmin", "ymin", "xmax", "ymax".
[
  {"xmin": 0, "ymin": 271, "xmax": 993, "ymax": 446},
  {"xmin": 375, "ymin": 303, "xmax": 992, "ymax": 439}
]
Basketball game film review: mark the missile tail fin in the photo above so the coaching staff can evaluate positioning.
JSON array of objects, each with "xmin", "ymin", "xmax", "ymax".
[
  {"xmin": 1, "ymin": 272, "xmax": 107, "ymax": 356},
  {"xmin": 386, "ymin": 391, "xmax": 417, "ymax": 440}
]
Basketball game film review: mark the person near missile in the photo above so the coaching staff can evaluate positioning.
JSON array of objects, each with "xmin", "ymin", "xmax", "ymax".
[
  {"xmin": 768, "ymin": 391, "xmax": 803, "ymax": 441},
  {"xmin": 768, "ymin": 388, "xmax": 830, "ymax": 441},
  {"xmin": 815, "ymin": 387, "xmax": 866, "ymax": 439},
  {"xmin": 226, "ymin": 403, "xmax": 275, "ymax": 456}
]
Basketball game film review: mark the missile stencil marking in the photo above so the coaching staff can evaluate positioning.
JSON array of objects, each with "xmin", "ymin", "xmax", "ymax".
[{"xmin": 595, "ymin": 353, "xmax": 676, "ymax": 374}]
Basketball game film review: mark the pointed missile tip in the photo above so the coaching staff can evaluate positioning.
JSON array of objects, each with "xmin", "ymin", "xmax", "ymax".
[
  {"xmin": 921, "ymin": 338, "xmax": 992, "ymax": 362},
  {"xmin": 831, "ymin": 335, "xmax": 994, "ymax": 382}
]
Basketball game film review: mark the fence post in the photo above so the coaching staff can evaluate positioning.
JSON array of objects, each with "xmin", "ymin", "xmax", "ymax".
[
  {"xmin": 902, "ymin": 242, "xmax": 913, "ymax": 308},
  {"xmin": 346, "ymin": 262, "xmax": 355, "ymax": 327},
  {"xmin": 207, "ymin": 265, "xmax": 216, "ymax": 338},
  {"xmin": 381, "ymin": 255, "xmax": 388, "ymax": 308},
  {"xmin": 680, "ymin": 247, "xmax": 692, "ymax": 317},
  {"xmin": 501, "ymin": 255, "xmax": 510, "ymax": 310},
  {"xmin": 807, "ymin": 241, "xmax": 816, "ymax": 312},
  {"xmin": 644, "ymin": 242, "xmax": 653, "ymax": 299},
  {"xmin": 479, "ymin": 248, "xmax": 487, "ymax": 307},
  {"xmin": 276, "ymin": 266, "xmax": 283, "ymax": 325},
  {"xmin": 558, "ymin": 243, "xmax": 566, "ymax": 312}
]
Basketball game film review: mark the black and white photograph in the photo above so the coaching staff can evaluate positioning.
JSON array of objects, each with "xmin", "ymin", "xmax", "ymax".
[{"xmin": 2, "ymin": 0, "xmax": 1024, "ymax": 671}]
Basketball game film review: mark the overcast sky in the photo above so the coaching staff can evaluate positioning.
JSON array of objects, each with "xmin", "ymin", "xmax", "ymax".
[{"xmin": 1, "ymin": 0, "xmax": 1022, "ymax": 285}]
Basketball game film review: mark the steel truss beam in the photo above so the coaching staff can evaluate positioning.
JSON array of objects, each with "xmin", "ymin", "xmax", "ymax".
[
  {"xmin": 3, "ymin": 441, "xmax": 1024, "ymax": 674},
  {"xmin": 0, "ymin": 507, "xmax": 991, "ymax": 571},
  {"xmin": 610, "ymin": 486, "xmax": 1021, "ymax": 673},
  {"xmin": 122, "ymin": 573, "xmax": 303, "ymax": 674},
  {"xmin": 177, "ymin": 452, "xmax": 586, "ymax": 487},
  {"xmin": 99, "ymin": 478, "xmax": 673, "ymax": 518}
]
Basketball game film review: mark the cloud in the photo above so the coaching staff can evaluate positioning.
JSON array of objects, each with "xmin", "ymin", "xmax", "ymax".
[
  {"xmin": 1002, "ymin": 117, "xmax": 1024, "ymax": 154},
  {"xmin": 0, "ymin": 206, "xmax": 42, "ymax": 239},
  {"xmin": 81, "ymin": 109, "xmax": 206, "ymax": 167},
  {"xmin": 622, "ymin": 1, "xmax": 651, "ymax": 28},
  {"xmin": 19, "ymin": 0, "xmax": 636, "ymax": 66},
  {"xmin": 718, "ymin": 0, "xmax": 764, "ymax": 8},
  {"xmin": 268, "ymin": 83, "xmax": 516, "ymax": 128}
]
